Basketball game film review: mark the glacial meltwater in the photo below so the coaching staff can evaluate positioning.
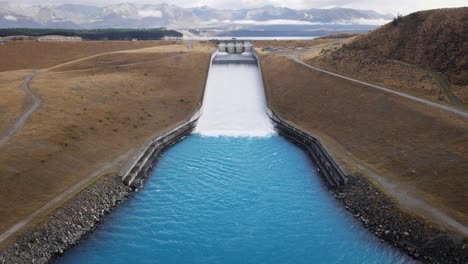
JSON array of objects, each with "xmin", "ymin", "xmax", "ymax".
[{"xmin": 56, "ymin": 63, "xmax": 413, "ymax": 263}]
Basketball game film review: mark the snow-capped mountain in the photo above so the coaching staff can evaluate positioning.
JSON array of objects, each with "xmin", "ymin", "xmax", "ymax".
[{"xmin": 0, "ymin": 2, "xmax": 393, "ymax": 29}]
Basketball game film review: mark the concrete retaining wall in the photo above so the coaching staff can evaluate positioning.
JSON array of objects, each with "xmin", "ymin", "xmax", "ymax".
[
  {"xmin": 121, "ymin": 119, "xmax": 199, "ymax": 188},
  {"xmin": 121, "ymin": 49, "xmax": 347, "ymax": 188},
  {"xmin": 212, "ymin": 53, "xmax": 257, "ymax": 65},
  {"xmin": 120, "ymin": 50, "xmax": 216, "ymax": 188},
  {"xmin": 265, "ymin": 108, "xmax": 347, "ymax": 187},
  {"xmin": 254, "ymin": 51, "xmax": 347, "ymax": 187}
]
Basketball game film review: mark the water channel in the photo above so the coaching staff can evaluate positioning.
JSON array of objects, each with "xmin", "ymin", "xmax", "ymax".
[{"xmin": 56, "ymin": 63, "xmax": 412, "ymax": 263}]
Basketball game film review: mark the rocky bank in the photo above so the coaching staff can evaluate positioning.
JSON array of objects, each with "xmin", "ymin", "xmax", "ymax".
[
  {"xmin": 0, "ymin": 173, "xmax": 134, "ymax": 264},
  {"xmin": 332, "ymin": 174, "xmax": 468, "ymax": 263}
]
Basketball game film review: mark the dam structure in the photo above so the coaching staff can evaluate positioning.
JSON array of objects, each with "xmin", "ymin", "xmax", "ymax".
[{"xmin": 56, "ymin": 41, "xmax": 413, "ymax": 263}]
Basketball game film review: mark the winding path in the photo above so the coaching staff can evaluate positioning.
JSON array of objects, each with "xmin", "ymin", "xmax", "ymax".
[
  {"xmin": 0, "ymin": 50, "xmax": 207, "ymax": 245},
  {"xmin": 48, "ymin": 51, "xmax": 202, "ymax": 73},
  {"xmin": 290, "ymin": 55, "xmax": 468, "ymax": 119},
  {"xmin": 0, "ymin": 53, "xmax": 196, "ymax": 148},
  {"xmin": 0, "ymin": 72, "xmax": 41, "ymax": 147}
]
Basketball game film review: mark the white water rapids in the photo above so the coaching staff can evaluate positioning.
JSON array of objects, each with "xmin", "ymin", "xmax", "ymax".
[{"xmin": 195, "ymin": 63, "xmax": 274, "ymax": 137}]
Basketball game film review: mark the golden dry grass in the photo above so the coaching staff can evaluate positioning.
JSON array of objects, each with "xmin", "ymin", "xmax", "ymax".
[
  {"xmin": 0, "ymin": 70, "xmax": 31, "ymax": 135},
  {"xmin": 308, "ymin": 52, "xmax": 456, "ymax": 105},
  {"xmin": 255, "ymin": 39, "xmax": 334, "ymax": 48},
  {"xmin": 260, "ymin": 54, "xmax": 468, "ymax": 230},
  {"xmin": 0, "ymin": 41, "xmax": 179, "ymax": 72},
  {"xmin": 255, "ymin": 38, "xmax": 347, "ymax": 57},
  {"xmin": 0, "ymin": 43, "xmax": 212, "ymax": 234},
  {"xmin": 256, "ymin": 37, "xmax": 357, "ymax": 62},
  {"xmin": 48, "ymin": 52, "xmax": 181, "ymax": 72},
  {"xmin": 46, "ymin": 43, "xmax": 213, "ymax": 73}
]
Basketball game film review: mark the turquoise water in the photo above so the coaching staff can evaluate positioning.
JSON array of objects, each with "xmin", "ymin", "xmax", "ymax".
[
  {"xmin": 56, "ymin": 63, "xmax": 412, "ymax": 263},
  {"xmin": 56, "ymin": 135, "xmax": 411, "ymax": 264}
]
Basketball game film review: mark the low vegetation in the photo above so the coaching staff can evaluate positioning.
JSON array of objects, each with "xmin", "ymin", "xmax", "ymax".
[{"xmin": 391, "ymin": 13, "xmax": 403, "ymax": 26}]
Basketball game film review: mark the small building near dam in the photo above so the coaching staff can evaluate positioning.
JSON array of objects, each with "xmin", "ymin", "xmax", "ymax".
[
  {"xmin": 213, "ymin": 40, "xmax": 256, "ymax": 65},
  {"xmin": 218, "ymin": 40, "xmax": 253, "ymax": 54},
  {"xmin": 37, "ymin": 35, "xmax": 83, "ymax": 42}
]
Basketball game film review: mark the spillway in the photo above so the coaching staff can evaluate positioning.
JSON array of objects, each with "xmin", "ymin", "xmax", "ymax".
[
  {"xmin": 195, "ymin": 63, "xmax": 274, "ymax": 137},
  {"xmin": 56, "ymin": 51, "xmax": 414, "ymax": 264}
]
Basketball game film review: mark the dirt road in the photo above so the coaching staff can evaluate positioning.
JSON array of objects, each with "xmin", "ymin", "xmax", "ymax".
[
  {"xmin": 0, "ymin": 73, "xmax": 41, "ymax": 147},
  {"xmin": 290, "ymin": 55, "xmax": 468, "ymax": 119}
]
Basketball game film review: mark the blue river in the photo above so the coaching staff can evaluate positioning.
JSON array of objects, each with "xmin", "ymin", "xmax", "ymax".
[{"xmin": 56, "ymin": 135, "xmax": 411, "ymax": 264}]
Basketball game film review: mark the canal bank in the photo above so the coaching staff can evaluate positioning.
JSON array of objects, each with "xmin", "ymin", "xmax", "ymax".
[
  {"xmin": 55, "ymin": 135, "xmax": 412, "ymax": 264},
  {"xmin": 257, "ymin": 51, "xmax": 468, "ymax": 263},
  {"xmin": 0, "ymin": 50, "xmax": 215, "ymax": 264},
  {"xmin": 1, "ymin": 44, "xmax": 465, "ymax": 264},
  {"xmin": 53, "ymin": 48, "xmax": 412, "ymax": 263},
  {"xmin": 52, "ymin": 50, "xmax": 411, "ymax": 263}
]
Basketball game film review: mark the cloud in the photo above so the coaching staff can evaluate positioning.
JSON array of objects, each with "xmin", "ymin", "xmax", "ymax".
[
  {"xmin": 338, "ymin": 18, "xmax": 391, "ymax": 25},
  {"xmin": 5, "ymin": 0, "xmax": 468, "ymax": 15},
  {"xmin": 3, "ymin": 15, "xmax": 17, "ymax": 21},
  {"xmin": 218, "ymin": 19, "xmax": 321, "ymax": 26},
  {"xmin": 203, "ymin": 18, "xmax": 390, "ymax": 26},
  {"xmin": 329, "ymin": 0, "xmax": 467, "ymax": 15},
  {"xmin": 138, "ymin": 10, "xmax": 162, "ymax": 18}
]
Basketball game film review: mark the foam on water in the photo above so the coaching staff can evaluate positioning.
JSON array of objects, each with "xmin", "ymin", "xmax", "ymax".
[{"xmin": 195, "ymin": 64, "xmax": 274, "ymax": 137}]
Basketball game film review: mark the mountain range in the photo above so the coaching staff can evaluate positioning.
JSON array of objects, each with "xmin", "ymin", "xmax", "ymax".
[{"xmin": 0, "ymin": 2, "xmax": 393, "ymax": 30}]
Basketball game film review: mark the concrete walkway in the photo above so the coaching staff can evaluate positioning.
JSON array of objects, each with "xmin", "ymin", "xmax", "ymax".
[{"xmin": 290, "ymin": 55, "xmax": 468, "ymax": 119}]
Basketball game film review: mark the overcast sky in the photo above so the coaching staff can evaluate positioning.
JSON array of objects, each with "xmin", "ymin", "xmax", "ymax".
[{"xmin": 10, "ymin": 0, "xmax": 467, "ymax": 15}]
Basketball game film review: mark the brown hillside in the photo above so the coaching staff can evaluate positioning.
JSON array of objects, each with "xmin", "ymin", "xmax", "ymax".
[
  {"xmin": 0, "ymin": 44, "xmax": 211, "ymax": 238},
  {"xmin": 330, "ymin": 8, "xmax": 466, "ymax": 84},
  {"xmin": 0, "ymin": 41, "xmax": 177, "ymax": 72},
  {"xmin": 260, "ymin": 53, "xmax": 468, "ymax": 234},
  {"xmin": 309, "ymin": 8, "xmax": 467, "ymax": 105}
]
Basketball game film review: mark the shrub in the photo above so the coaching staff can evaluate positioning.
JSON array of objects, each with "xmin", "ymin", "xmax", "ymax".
[{"xmin": 392, "ymin": 13, "xmax": 403, "ymax": 26}]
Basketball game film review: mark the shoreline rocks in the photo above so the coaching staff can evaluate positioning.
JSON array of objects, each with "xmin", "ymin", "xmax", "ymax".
[
  {"xmin": 268, "ymin": 108, "xmax": 467, "ymax": 263},
  {"xmin": 0, "ymin": 173, "xmax": 134, "ymax": 264},
  {"xmin": 0, "ymin": 157, "xmax": 466, "ymax": 264},
  {"xmin": 332, "ymin": 174, "xmax": 467, "ymax": 263}
]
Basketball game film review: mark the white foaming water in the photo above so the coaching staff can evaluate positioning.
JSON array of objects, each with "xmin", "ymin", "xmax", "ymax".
[{"xmin": 195, "ymin": 63, "xmax": 274, "ymax": 137}]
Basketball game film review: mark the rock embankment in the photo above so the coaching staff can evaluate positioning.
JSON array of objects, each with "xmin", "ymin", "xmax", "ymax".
[
  {"xmin": 333, "ymin": 174, "xmax": 467, "ymax": 263},
  {"xmin": 0, "ymin": 174, "xmax": 133, "ymax": 264}
]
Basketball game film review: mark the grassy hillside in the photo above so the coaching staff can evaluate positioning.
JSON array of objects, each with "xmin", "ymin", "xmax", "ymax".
[
  {"xmin": 309, "ymin": 8, "xmax": 467, "ymax": 105},
  {"xmin": 330, "ymin": 8, "xmax": 466, "ymax": 84},
  {"xmin": 0, "ymin": 41, "xmax": 177, "ymax": 72},
  {"xmin": 260, "ymin": 53, "xmax": 468, "ymax": 235},
  {"xmin": 0, "ymin": 43, "xmax": 212, "ymax": 237}
]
